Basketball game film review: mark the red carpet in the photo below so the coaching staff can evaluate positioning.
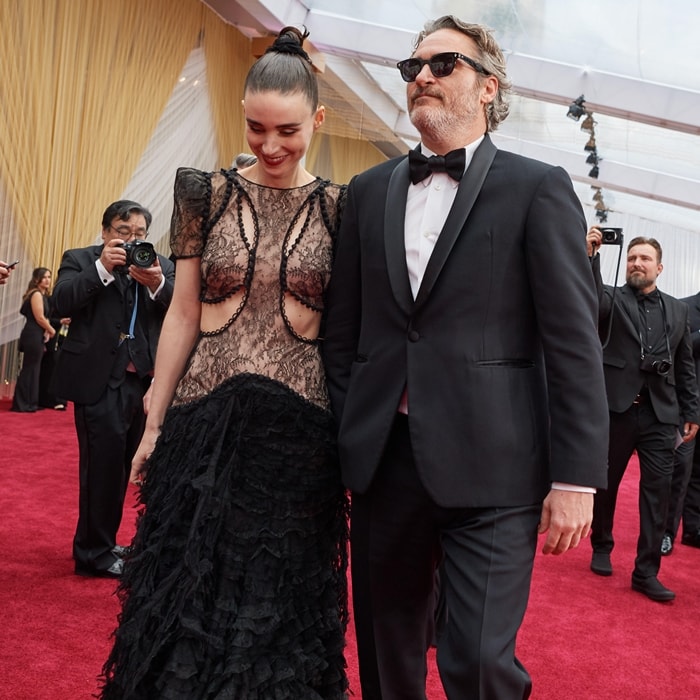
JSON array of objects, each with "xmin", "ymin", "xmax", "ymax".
[{"xmin": 1, "ymin": 399, "xmax": 699, "ymax": 699}]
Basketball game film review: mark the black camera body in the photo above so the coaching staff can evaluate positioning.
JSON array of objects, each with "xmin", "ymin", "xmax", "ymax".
[
  {"xmin": 115, "ymin": 240, "xmax": 157, "ymax": 273},
  {"xmin": 600, "ymin": 227, "xmax": 623, "ymax": 245},
  {"xmin": 640, "ymin": 354, "xmax": 672, "ymax": 377}
]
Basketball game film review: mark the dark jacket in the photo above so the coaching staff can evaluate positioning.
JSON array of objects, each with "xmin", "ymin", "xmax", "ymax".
[
  {"xmin": 323, "ymin": 135, "xmax": 609, "ymax": 507},
  {"xmin": 52, "ymin": 244, "xmax": 175, "ymax": 404},
  {"xmin": 591, "ymin": 255, "xmax": 699, "ymax": 425}
]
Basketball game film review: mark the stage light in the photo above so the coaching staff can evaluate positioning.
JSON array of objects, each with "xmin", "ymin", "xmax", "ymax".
[
  {"xmin": 592, "ymin": 188, "xmax": 604, "ymax": 202},
  {"xmin": 586, "ymin": 151, "xmax": 599, "ymax": 165},
  {"xmin": 584, "ymin": 136, "xmax": 597, "ymax": 151},
  {"xmin": 595, "ymin": 200, "xmax": 607, "ymax": 211},
  {"xmin": 589, "ymin": 164, "xmax": 600, "ymax": 178},
  {"xmin": 581, "ymin": 114, "xmax": 596, "ymax": 133},
  {"xmin": 595, "ymin": 208, "xmax": 609, "ymax": 223},
  {"xmin": 567, "ymin": 95, "xmax": 586, "ymax": 121}
]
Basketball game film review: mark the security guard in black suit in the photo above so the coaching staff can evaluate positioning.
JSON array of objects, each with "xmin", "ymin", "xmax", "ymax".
[
  {"xmin": 587, "ymin": 228, "xmax": 698, "ymax": 601},
  {"xmin": 53, "ymin": 200, "xmax": 175, "ymax": 578}
]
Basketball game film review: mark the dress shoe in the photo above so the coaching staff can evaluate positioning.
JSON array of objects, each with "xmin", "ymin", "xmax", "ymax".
[
  {"xmin": 680, "ymin": 529, "xmax": 700, "ymax": 549},
  {"xmin": 112, "ymin": 544, "xmax": 131, "ymax": 558},
  {"xmin": 631, "ymin": 575, "xmax": 675, "ymax": 602},
  {"xmin": 590, "ymin": 551, "xmax": 613, "ymax": 576},
  {"xmin": 660, "ymin": 533, "xmax": 673, "ymax": 556},
  {"xmin": 75, "ymin": 557, "xmax": 123, "ymax": 579}
]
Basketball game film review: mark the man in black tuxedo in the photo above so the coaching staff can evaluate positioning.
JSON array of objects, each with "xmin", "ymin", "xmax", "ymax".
[
  {"xmin": 323, "ymin": 16, "xmax": 609, "ymax": 699},
  {"xmin": 53, "ymin": 200, "xmax": 174, "ymax": 578},
  {"xmin": 663, "ymin": 291, "xmax": 700, "ymax": 553},
  {"xmin": 587, "ymin": 228, "xmax": 698, "ymax": 601}
]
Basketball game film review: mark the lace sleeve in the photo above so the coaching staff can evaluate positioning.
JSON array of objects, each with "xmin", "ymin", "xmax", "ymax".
[{"xmin": 169, "ymin": 167, "xmax": 212, "ymax": 258}]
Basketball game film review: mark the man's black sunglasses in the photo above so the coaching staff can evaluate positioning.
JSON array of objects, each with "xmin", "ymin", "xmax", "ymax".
[{"xmin": 396, "ymin": 52, "xmax": 491, "ymax": 82}]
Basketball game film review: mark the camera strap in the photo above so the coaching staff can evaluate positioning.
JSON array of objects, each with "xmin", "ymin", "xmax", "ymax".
[{"xmin": 118, "ymin": 283, "xmax": 138, "ymax": 346}]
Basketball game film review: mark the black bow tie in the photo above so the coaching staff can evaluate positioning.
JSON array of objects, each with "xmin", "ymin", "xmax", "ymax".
[{"xmin": 408, "ymin": 148, "xmax": 465, "ymax": 184}]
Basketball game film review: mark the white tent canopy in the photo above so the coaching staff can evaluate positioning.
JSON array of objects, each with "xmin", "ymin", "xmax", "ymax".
[{"xmin": 204, "ymin": 0, "xmax": 700, "ymax": 239}]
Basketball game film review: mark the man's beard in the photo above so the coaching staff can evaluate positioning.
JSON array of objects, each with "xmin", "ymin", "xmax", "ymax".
[
  {"xmin": 408, "ymin": 83, "xmax": 482, "ymax": 142},
  {"xmin": 627, "ymin": 271, "xmax": 654, "ymax": 289}
]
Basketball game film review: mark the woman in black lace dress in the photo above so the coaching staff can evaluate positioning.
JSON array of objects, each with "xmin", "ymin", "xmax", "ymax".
[
  {"xmin": 11, "ymin": 267, "xmax": 56, "ymax": 412},
  {"xmin": 100, "ymin": 27, "xmax": 349, "ymax": 699}
]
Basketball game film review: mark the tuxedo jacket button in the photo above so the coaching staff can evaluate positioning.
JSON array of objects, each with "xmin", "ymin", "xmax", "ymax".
[{"xmin": 408, "ymin": 330, "xmax": 420, "ymax": 342}]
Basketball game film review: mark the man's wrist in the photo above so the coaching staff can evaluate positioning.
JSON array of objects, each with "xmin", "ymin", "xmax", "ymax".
[{"xmin": 551, "ymin": 481, "xmax": 596, "ymax": 494}]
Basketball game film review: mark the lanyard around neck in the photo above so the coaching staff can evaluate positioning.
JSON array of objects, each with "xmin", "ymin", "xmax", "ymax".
[{"xmin": 118, "ymin": 282, "xmax": 139, "ymax": 346}]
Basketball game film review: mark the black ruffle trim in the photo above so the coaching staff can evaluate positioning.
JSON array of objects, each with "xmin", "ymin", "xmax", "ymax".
[{"xmin": 99, "ymin": 374, "xmax": 349, "ymax": 699}]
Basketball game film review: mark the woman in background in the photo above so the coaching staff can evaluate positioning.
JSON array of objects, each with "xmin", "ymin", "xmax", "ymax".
[
  {"xmin": 100, "ymin": 26, "xmax": 349, "ymax": 699},
  {"xmin": 11, "ymin": 267, "xmax": 56, "ymax": 412}
]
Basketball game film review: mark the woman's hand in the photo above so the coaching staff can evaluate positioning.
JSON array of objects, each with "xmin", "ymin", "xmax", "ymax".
[{"xmin": 130, "ymin": 425, "xmax": 161, "ymax": 486}]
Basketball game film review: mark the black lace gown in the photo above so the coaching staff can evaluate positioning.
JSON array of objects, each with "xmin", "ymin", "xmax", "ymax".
[
  {"xmin": 11, "ymin": 291, "xmax": 49, "ymax": 412},
  {"xmin": 100, "ymin": 168, "xmax": 349, "ymax": 699}
]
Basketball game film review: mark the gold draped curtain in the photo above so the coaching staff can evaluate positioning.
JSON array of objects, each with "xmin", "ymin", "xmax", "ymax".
[
  {"xmin": 0, "ymin": 0, "xmax": 386, "ymax": 286},
  {"xmin": 307, "ymin": 110, "xmax": 386, "ymax": 184},
  {"xmin": 0, "ymin": 0, "xmax": 253, "ymax": 277}
]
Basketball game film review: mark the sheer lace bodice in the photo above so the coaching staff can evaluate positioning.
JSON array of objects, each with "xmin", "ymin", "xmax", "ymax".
[{"xmin": 170, "ymin": 167, "xmax": 344, "ymax": 408}]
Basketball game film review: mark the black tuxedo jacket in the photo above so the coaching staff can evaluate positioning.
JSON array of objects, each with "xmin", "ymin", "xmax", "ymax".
[
  {"xmin": 52, "ymin": 244, "xmax": 175, "ymax": 405},
  {"xmin": 592, "ymin": 257, "xmax": 699, "ymax": 425},
  {"xmin": 323, "ymin": 135, "xmax": 609, "ymax": 508},
  {"xmin": 681, "ymin": 292, "xmax": 700, "ymax": 389}
]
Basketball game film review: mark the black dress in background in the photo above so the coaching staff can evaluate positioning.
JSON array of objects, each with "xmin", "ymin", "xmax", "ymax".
[
  {"xmin": 11, "ymin": 291, "xmax": 49, "ymax": 412},
  {"xmin": 38, "ymin": 302, "xmax": 67, "ymax": 409}
]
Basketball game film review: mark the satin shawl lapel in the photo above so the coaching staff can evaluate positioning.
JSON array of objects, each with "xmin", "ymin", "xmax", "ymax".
[
  {"xmin": 384, "ymin": 156, "xmax": 414, "ymax": 315},
  {"xmin": 413, "ymin": 136, "xmax": 497, "ymax": 311}
]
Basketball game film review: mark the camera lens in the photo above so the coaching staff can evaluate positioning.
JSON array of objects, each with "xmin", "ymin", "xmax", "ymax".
[
  {"xmin": 653, "ymin": 360, "xmax": 671, "ymax": 376},
  {"xmin": 132, "ymin": 246, "xmax": 155, "ymax": 266}
]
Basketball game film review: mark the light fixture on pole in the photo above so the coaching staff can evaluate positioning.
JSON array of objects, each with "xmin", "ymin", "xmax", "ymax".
[
  {"xmin": 580, "ymin": 114, "xmax": 596, "ymax": 133},
  {"xmin": 567, "ymin": 95, "xmax": 586, "ymax": 121}
]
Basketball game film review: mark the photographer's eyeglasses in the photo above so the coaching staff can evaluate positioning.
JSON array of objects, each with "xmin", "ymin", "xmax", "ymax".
[
  {"xmin": 396, "ymin": 52, "xmax": 491, "ymax": 83},
  {"xmin": 109, "ymin": 224, "xmax": 148, "ymax": 240}
]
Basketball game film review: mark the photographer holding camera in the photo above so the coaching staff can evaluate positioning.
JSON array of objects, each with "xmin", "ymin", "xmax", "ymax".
[
  {"xmin": 586, "ymin": 226, "xmax": 698, "ymax": 601},
  {"xmin": 52, "ymin": 200, "xmax": 175, "ymax": 578}
]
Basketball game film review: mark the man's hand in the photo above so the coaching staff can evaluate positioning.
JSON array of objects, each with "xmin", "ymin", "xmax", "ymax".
[
  {"xmin": 100, "ymin": 239, "xmax": 129, "ymax": 274},
  {"xmin": 129, "ymin": 257, "xmax": 163, "ymax": 294},
  {"xmin": 586, "ymin": 227, "xmax": 602, "ymax": 257},
  {"xmin": 682, "ymin": 422, "xmax": 699, "ymax": 443},
  {"xmin": 538, "ymin": 489, "xmax": 593, "ymax": 555},
  {"xmin": 0, "ymin": 260, "xmax": 14, "ymax": 285}
]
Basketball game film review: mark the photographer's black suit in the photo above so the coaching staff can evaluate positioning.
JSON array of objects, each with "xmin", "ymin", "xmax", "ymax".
[
  {"xmin": 590, "ymin": 255, "xmax": 698, "ymax": 578},
  {"xmin": 53, "ymin": 244, "xmax": 174, "ymax": 575}
]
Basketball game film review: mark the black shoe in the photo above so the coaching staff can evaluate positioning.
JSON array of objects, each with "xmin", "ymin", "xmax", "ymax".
[
  {"xmin": 631, "ymin": 575, "xmax": 675, "ymax": 602},
  {"xmin": 75, "ymin": 557, "xmax": 123, "ymax": 579},
  {"xmin": 661, "ymin": 533, "xmax": 673, "ymax": 556},
  {"xmin": 680, "ymin": 530, "xmax": 700, "ymax": 548},
  {"xmin": 112, "ymin": 544, "xmax": 131, "ymax": 558},
  {"xmin": 590, "ymin": 551, "xmax": 613, "ymax": 576}
]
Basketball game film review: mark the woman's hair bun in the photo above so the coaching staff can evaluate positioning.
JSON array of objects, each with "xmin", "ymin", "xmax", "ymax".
[{"xmin": 266, "ymin": 26, "xmax": 312, "ymax": 64}]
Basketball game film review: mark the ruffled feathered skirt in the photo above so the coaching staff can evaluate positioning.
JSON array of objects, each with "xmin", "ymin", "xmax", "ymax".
[{"xmin": 100, "ymin": 374, "xmax": 349, "ymax": 699}]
